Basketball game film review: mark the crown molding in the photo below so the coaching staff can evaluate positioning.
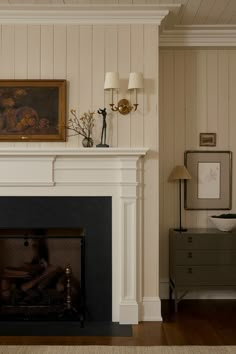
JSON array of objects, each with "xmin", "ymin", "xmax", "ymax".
[
  {"xmin": 160, "ymin": 26, "xmax": 236, "ymax": 47},
  {"xmin": 0, "ymin": 4, "xmax": 181, "ymax": 25}
]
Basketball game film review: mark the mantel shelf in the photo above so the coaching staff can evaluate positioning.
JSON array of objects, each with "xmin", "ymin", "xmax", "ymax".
[{"xmin": 0, "ymin": 147, "xmax": 148, "ymax": 157}]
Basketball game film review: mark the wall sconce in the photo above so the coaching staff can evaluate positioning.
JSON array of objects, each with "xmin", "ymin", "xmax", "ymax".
[{"xmin": 104, "ymin": 72, "xmax": 143, "ymax": 115}]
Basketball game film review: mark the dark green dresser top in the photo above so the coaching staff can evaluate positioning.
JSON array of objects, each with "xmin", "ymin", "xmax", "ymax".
[{"xmin": 170, "ymin": 228, "xmax": 236, "ymax": 235}]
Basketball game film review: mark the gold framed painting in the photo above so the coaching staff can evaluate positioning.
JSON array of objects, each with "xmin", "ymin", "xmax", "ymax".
[{"xmin": 0, "ymin": 80, "xmax": 66, "ymax": 141}]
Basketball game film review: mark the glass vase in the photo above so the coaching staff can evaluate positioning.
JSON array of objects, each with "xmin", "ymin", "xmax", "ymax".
[{"xmin": 82, "ymin": 137, "xmax": 94, "ymax": 148}]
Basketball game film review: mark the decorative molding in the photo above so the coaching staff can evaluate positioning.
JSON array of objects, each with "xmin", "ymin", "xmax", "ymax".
[
  {"xmin": 142, "ymin": 297, "xmax": 162, "ymax": 321},
  {"xmin": 160, "ymin": 27, "xmax": 236, "ymax": 47},
  {"xmin": 0, "ymin": 4, "xmax": 180, "ymax": 25},
  {"xmin": 0, "ymin": 156, "xmax": 55, "ymax": 186}
]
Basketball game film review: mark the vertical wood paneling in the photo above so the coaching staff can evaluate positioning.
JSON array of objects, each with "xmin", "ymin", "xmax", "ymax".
[
  {"xmin": 79, "ymin": 26, "xmax": 92, "ymax": 115},
  {"xmin": 159, "ymin": 51, "xmax": 165, "ymax": 279},
  {"xmin": 1, "ymin": 25, "xmax": 14, "ymax": 79},
  {"xmin": 184, "ymin": 50, "xmax": 197, "ymax": 233},
  {"xmin": 159, "ymin": 50, "xmax": 175, "ymax": 279},
  {"xmin": 28, "ymin": 25, "xmax": 41, "ymax": 79},
  {"xmin": 53, "ymin": 25, "xmax": 67, "ymax": 79},
  {"xmin": 207, "ymin": 50, "xmax": 218, "ymax": 133},
  {"xmin": 229, "ymin": 50, "xmax": 236, "ymax": 212},
  {"xmin": 218, "ymin": 50, "xmax": 229, "ymax": 149},
  {"xmin": 104, "ymin": 25, "xmax": 118, "ymax": 147},
  {"xmin": 143, "ymin": 24, "xmax": 158, "ymax": 296},
  {"xmin": 195, "ymin": 49, "xmax": 208, "ymax": 228},
  {"xmin": 92, "ymin": 25, "xmax": 105, "ymax": 145},
  {"xmin": 117, "ymin": 25, "xmax": 131, "ymax": 147},
  {"xmin": 66, "ymin": 25, "xmax": 80, "ymax": 147},
  {"xmin": 14, "ymin": 25, "xmax": 27, "ymax": 79},
  {"xmin": 41, "ymin": 25, "xmax": 54, "ymax": 79},
  {"xmin": 196, "ymin": 50, "xmax": 207, "ymax": 136},
  {"xmin": 130, "ymin": 24, "xmax": 144, "ymax": 147}
]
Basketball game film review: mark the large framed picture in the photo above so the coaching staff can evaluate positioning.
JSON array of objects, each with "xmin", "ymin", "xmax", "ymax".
[
  {"xmin": 0, "ymin": 80, "xmax": 66, "ymax": 141},
  {"xmin": 184, "ymin": 150, "xmax": 232, "ymax": 210}
]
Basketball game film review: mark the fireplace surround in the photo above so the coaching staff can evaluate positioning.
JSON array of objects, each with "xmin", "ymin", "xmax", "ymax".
[{"xmin": 0, "ymin": 147, "xmax": 147, "ymax": 324}]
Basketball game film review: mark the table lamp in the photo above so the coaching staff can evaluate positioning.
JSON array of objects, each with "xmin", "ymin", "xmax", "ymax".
[{"xmin": 169, "ymin": 165, "xmax": 191, "ymax": 232}]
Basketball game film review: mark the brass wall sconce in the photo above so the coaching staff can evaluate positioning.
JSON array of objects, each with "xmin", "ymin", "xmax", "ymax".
[{"xmin": 104, "ymin": 72, "xmax": 143, "ymax": 115}]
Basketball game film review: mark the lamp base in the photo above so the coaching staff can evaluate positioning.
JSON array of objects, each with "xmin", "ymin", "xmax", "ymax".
[{"xmin": 174, "ymin": 228, "xmax": 188, "ymax": 232}]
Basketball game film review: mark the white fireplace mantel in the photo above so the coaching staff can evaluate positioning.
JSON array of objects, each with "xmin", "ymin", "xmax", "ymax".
[{"xmin": 0, "ymin": 147, "xmax": 148, "ymax": 324}]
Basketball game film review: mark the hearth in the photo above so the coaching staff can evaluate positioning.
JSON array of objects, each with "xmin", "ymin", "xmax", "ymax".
[{"xmin": 0, "ymin": 196, "xmax": 112, "ymax": 326}]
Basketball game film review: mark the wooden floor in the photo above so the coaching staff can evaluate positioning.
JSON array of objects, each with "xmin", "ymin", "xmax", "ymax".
[{"xmin": 0, "ymin": 300, "xmax": 236, "ymax": 345}]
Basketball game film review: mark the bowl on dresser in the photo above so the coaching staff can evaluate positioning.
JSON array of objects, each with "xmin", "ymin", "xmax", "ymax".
[{"xmin": 209, "ymin": 214, "xmax": 236, "ymax": 232}]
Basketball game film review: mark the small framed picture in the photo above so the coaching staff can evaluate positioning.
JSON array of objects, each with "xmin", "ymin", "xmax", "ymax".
[{"xmin": 199, "ymin": 133, "xmax": 216, "ymax": 147}]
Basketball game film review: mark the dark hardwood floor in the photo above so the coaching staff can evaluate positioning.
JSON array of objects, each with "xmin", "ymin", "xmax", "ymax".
[{"xmin": 0, "ymin": 300, "xmax": 236, "ymax": 345}]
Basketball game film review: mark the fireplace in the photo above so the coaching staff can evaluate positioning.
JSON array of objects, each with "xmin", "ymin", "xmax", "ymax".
[
  {"xmin": 0, "ymin": 196, "xmax": 112, "ymax": 324},
  {"xmin": 0, "ymin": 147, "xmax": 147, "ymax": 324}
]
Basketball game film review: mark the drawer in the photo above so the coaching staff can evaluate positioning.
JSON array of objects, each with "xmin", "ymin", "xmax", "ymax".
[
  {"xmin": 174, "ymin": 234, "xmax": 236, "ymax": 250},
  {"xmin": 175, "ymin": 265, "xmax": 236, "ymax": 286},
  {"xmin": 175, "ymin": 250, "xmax": 236, "ymax": 265}
]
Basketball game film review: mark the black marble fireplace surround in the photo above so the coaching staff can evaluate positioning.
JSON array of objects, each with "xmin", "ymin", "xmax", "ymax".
[{"xmin": 0, "ymin": 196, "xmax": 119, "ymax": 335}]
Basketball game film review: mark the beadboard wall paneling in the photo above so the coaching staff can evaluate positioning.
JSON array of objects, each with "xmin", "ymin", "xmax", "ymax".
[
  {"xmin": 159, "ymin": 48, "xmax": 236, "ymax": 281},
  {"xmin": 0, "ymin": 23, "xmax": 159, "ymax": 304}
]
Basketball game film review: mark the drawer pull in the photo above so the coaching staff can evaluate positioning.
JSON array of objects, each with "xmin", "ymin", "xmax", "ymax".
[
  {"xmin": 187, "ymin": 268, "xmax": 192, "ymax": 274},
  {"xmin": 188, "ymin": 252, "xmax": 192, "ymax": 258},
  {"xmin": 187, "ymin": 236, "xmax": 192, "ymax": 243}
]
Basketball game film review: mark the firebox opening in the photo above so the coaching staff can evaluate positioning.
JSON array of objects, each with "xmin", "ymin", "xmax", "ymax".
[{"xmin": 0, "ymin": 197, "xmax": 112, "ymax": 324}]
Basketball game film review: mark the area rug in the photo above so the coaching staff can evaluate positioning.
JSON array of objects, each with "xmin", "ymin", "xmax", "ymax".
[{"xmin": 0, "ymin": 346, "xmax": 235, "ymax": 354}]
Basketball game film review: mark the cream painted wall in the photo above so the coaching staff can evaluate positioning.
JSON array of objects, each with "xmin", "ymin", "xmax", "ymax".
[
  {"xmin": 159, "ymin": 48, "xmax": 236, "ymax": 286},
  {"xmin": 0, "ymin": 23, "xmax": 160, "ymax": 306}
]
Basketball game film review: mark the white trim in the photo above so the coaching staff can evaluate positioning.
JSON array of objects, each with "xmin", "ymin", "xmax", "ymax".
[
  {"xmin": 0, "ymin": 4, "xmax": 177, "ymax": 25},
  {"xmin": 160, "ymin": 28, "xmax": 236, "ymax": 47},
  {"xmin": 142, "ymin": 297, "xmax": 162, "ymax": 321}
]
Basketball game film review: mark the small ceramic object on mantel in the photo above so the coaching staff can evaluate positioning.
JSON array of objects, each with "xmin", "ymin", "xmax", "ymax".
[
  {"xmin": 209, "ymin": 214, "xmax": 236, "ymax": 232},
  {"xmin": 65, "ymin": 109, "xmax": 95, "ymax": 148}
]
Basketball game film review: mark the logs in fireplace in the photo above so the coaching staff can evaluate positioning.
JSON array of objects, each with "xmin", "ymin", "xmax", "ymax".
[{"xmin": 0, "ymin": 228, "xmax": 85, "ymax": 326}]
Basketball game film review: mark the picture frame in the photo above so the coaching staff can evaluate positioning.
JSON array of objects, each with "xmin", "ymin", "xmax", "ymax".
[
  {"xmin": 0, "ymin": 80, "xmax": 66, "ymax": 141},
  {"xmin": 184, "ymin": 150, "xmax": 232, "ymax": 210},
  {"xmin": 199, "ymin": 133, "xmax": 216, "ymax": 147}
]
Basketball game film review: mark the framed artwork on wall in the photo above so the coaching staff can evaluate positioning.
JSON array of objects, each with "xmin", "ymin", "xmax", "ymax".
[
  {"xmin": 184, "ymin": 150, "xmax": 232, "ymax": 210},
  {"xmin": 0, "ymin": 80, "xmax": 66, "ymax": 142}
]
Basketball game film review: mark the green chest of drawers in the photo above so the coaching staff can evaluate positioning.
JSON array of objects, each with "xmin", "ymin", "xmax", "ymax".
[{"xmin": 169, "ymin": 228, "xmax": 236, "ymax": 311}]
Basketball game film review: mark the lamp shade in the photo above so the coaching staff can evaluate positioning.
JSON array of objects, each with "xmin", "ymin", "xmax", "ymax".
[
  {"xmin": 104, "ymin": 72, "xmax": 120, "ymax": 90},
  {"xmin": 128, "ymin": 72, "xmax": 143, "ymax": 90},
  {"xmin": 169, "ymin": 165, "xmax": 191, "ymax": 181}
]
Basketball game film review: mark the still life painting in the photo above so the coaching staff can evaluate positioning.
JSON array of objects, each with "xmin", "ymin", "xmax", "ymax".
[{"xmin": 0, "ymin": 80, "xmax": 66, "ymax": 141}]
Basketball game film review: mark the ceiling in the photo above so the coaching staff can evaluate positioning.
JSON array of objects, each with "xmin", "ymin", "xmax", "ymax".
[{"xmin": 1, "ymin": 0, "xmax": 236, "ymax": 29}]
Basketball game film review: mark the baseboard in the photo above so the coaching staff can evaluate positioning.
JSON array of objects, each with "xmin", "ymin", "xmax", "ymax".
[
  {"xmin": 160, "ymin": 278, "xmax": 236, "ymax": 299},
  {"xmin": 141, "ymin": 297, "xmax": 162, "ymax": 321}
]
